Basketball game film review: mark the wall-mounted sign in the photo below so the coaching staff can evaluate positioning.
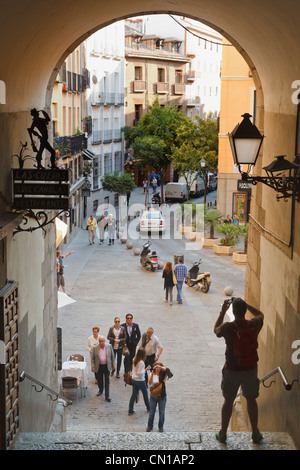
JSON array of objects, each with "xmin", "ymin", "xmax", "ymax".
[
  {"xmin": 237, "ymin": 179, "xmax": 252, "ymax": 192},
  {"xmin": 12, "ymin": 169, "xmax": 70, "ymax": 210}
]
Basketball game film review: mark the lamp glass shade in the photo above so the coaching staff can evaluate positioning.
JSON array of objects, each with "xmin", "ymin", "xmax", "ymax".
[
  {"xmin": 234, "ymin": 138, "xmax": 263, "ymax": 165},
  {"xmin": 228, "ymin": 113, "xmax": 264, "ymax": 166}
]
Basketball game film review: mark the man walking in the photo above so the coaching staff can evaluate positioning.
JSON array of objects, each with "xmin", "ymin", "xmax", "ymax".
[
  {"xmin": 121, "ymin": 313, "xmax": 141, "ymax": 373},
  {"xmin": 86, "ymin": 215, "xmax": 97, "ymax": 245},
  {"xmin": 214, "ymin": 297, "xmax": 264, "ymax": 444},
  {"xmin": 174, "ymin": 258, "xmax": 188, "ymax": 304},
  {"xmin": 138, "ymin": 327, "xmax": 163, "ymax": 383},
  {"xmin": 56, "ymin": 249, "xmax": 75, "ymax": 294},
  {"xmin": 91, "ymin": 336, "xmax": 115, "ymax": 402}
]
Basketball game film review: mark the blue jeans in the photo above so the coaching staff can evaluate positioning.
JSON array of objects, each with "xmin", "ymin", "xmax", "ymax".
[
  {"xmin": 129, "ymin": 379, "xmax": 150, "ymax": 413},
  {"xmin": 176, "ymin": 281, "xmax": 184, "ymax": 302},
  {"xmin": 147, "ymin": 395, "xmax": 167, "ymax": 430},
  {"xmin": 113, "ymin": 348, "xmax": 122, "ymax": 374}
]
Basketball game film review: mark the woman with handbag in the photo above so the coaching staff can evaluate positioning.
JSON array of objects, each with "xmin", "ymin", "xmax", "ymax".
[
  {"xmin": 162, "ymin": 262, "xmax": 176, "ymax": 306},
  {"xmin": 128, "ymin": 348, "xmax": 150, "ymax": 415},
  {"xmin": 147, "ymin": 362, "xmax": 173, "ymax": 432}
]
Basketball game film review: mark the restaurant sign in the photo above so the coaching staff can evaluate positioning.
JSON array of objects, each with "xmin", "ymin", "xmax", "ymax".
[{"xmin": 12, "ymin": 169, "xmax": 70, "ymax": 210}]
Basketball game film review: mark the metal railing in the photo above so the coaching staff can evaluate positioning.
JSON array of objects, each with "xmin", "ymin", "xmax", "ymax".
[
  {"xmin": 19, "ymin": 371, "xmax": 73, "ymax": 407},
  {"xmin": 236, "ymin": 366, "xmax": 297, "ymax": 398}
]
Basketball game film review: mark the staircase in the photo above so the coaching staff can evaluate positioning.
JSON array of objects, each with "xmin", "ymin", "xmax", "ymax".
[{"xmin": 13, "ymin": 431, "xmax": 296, "ymax": 450}]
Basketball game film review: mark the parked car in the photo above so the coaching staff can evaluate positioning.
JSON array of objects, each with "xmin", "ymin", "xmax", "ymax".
[
  {"xmin": 139, "ymin": 209, "xmax": 166, "ymax": 233},
  {"xmin": 165, "ymin": 182, "xmax": 188, "ymax": 202},
  {"xmin": 207, "ymin": 173, "xmax": 217, "ymax": 192}
]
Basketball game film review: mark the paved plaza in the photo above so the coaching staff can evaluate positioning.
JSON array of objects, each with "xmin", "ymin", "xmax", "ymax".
[{"xmin": 56, "ymin": 188, "xmax": 248, "ymax": 435}]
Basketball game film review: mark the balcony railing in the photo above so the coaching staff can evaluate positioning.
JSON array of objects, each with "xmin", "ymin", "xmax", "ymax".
[
  {"xmin": 92, "ymin": 92, "xmax": 124, "ymax": 106},
  {"xmin": 156, "ymin": 82, "xmax": 168, "ymax": 94},
  {"xmin": 186, "ymin": 70, "xmax": 195, "ymax": 82},
  {"xmin": 55, "ymin": 134, "xmax": 87, "ymax": 157},
  {"xmin": 174, "ymin": 83, "xmax": 185, "ymax": 95},
  {"xmin": 133, "ymin": 80, "xmax": 146, "ymax": 92}
]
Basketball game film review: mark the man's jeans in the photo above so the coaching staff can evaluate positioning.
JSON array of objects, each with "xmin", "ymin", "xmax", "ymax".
[
  {"xmin": 147, "ymin": 395, "xmax": 167, "ymax": 430},
  {"xmin": 176, "ymin": 281, "xmax": 184, "ymax": 303}
]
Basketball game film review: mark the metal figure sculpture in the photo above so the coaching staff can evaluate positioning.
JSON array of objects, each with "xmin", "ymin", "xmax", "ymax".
[{"xmin": 27, "ymin": 108, "xmax": 56, "ymax": 169}]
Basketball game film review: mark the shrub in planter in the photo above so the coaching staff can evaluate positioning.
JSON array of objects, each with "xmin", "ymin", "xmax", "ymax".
[
  {"xmin": 215, "ymin": 222, "xmax": 240, "ymax": 247},
  {"xmin": 204, "ymin": 208, "xmax": 223, "ymax": 239}
]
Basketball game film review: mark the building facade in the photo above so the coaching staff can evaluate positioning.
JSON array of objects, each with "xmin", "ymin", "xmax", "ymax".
[
  {"xmin": 51, "ymin": 44, "xmax": 89, "ymax": 244},
  {"xmin": 85, "ymin": 22, "xmax": 125, "ymax": 214},
  {"xmin": 217, "ymin": 38, "xmax": 255, "ymax": 222},
  {"xmin": 125, "ymin": 19, "xmax": 191, "ymax": 127}
]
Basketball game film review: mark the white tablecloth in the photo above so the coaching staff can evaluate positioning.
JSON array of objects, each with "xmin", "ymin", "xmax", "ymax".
[{"xmin": 61, "ymin": 361, "xmax": 88, "ymax": 387}]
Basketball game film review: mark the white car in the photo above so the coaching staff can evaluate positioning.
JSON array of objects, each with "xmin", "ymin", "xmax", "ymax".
[{"xmin": 139, "ymin": 209, "xmax": 165, "ymax": 233}]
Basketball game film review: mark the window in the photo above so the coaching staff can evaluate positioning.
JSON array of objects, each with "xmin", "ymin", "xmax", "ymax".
[
  {"xmin": 157, "ymin": 68, "xmax": 165, "ymax": 82},
  {"xmin": 134, "ymin": 104, "xmax": 142, "ymax": 125},
  {"xmin": 175, "ymin": 70, "xmax": 182, "ymax": 84},
  {"xmin": 134, "ymin": 66, "xmax": 142, "ymax": 80}
]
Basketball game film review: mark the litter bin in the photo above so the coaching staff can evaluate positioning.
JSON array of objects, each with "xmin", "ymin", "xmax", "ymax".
[{"xmin": 174, "ymin": 254, "xmax": 184, "ymax": 265}]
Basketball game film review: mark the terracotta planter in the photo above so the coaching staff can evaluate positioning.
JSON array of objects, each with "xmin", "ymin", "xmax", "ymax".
[
  {"xmin": 213, "ymin": 242, "xmax": 235, "ymax": 256},
  {"xmin": 233, "ymin": 251, "xmax": 248, "ymax": 264},
  {"xmin": 203, "ymin": 237, "xmax": 220, "ymax": 248}
]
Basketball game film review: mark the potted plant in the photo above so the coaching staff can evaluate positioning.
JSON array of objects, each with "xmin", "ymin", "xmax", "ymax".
[
  {"xmin": 213, "ymin": 222, "xmax": 240, "ymax": 256},
  {"xmin": 203, "ymin": 208, "xmax": 223, "ymax": 248},
  {"xmin": 233, "ymin": 223, "xmax": 249, "ymax": 264}
]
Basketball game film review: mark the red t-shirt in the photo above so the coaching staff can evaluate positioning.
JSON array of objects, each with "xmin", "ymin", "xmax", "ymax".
[{"xmin": 217, "ymin": 317, "xmax": 263, "ymax": 371}]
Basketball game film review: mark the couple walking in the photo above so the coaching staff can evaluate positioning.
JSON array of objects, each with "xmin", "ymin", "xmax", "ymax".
[
  {"xmin": 162, "ymin": 258, "xmax": 188, "ymax": 305},
  {"xmin": 128, "ymin": 347, "xmax": 173, "ymax": 432}
]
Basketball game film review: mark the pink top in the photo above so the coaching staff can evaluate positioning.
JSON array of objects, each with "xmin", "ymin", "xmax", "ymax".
[{"xmin": 99, "ymin": 346, "xmax": 107, "ymax": 364}]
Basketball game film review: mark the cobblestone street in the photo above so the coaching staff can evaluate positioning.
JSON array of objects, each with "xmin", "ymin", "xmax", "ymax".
[{"xmin": 57, "ymin": 189, "xmax": 246, "ymax": 434}]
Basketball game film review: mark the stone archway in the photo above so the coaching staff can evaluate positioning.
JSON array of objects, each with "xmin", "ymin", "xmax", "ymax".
[{"xmin": 0, "ymin": 1, "xmax": 299, "ymax": 448}]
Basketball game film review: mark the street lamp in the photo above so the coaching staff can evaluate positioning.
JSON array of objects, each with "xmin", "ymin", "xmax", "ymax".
[{"xmin": 228, "ymin": 113, "xmax": 300, "ymax": 201}]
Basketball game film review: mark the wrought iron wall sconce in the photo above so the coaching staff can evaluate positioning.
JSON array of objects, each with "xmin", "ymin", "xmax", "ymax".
[
  {"xmin": 228, "ymin": 113, "xmax": 300, "ymax": 202},
  {"xmin": 13, "ymin": 208, "xmax": 71, "ymax": 236}
]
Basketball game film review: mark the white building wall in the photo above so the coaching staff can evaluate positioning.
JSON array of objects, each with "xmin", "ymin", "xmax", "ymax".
[{"xmin": 85, "ymin": 21, "xmax": 125, "ymax": 212}]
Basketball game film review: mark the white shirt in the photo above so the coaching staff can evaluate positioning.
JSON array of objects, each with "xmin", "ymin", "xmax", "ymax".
[
  {"xmin": 87, "ymin": 335, "xmax": 100, "ymax": 351},
  {"xmin": 132, "ymin": 360, "xmax": 146, "ymax": 381},
  {"xmin": 138, "ymin": 334, "xmax": 162, "ymax": 356}
]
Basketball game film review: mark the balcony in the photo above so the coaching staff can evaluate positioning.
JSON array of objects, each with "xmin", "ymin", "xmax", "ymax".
[
  {"xmin": 186, "ymin": 70, "xmax": 195, "ymax": 82},
  {"xmin": 56, "ymin": 134, "xmax": 87, "ymax": 157},
  {"xmin": 133, "ymin": 80, "xmax": 146, "ymax": 92},
  {"xmin": 174, "ymin": 83, "xmax": 185, "ymax": 95},
  {"xmin": 155, "ymin": 82, "xmax": 168, "ymax": 94}
]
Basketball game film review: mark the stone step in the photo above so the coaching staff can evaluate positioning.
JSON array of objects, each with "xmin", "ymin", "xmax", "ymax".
[{"xmin": 13, "ymin": 431, "xmax": 296, "ymax": 451}]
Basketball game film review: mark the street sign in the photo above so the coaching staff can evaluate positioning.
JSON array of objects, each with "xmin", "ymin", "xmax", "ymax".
[{"xmin": 12, "ymin": 168, "xmax": 70, "ymax": 210}]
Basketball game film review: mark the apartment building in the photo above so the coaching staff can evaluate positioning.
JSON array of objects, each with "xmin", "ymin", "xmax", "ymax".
[
  {"xmin": 51, "ymin": 43, "xmax": 89, "ymax": 244},
  {"xmin": 85, "ymin": 21, "xmax": 125, "ymax": 212},
  {"xmin": 141, "ymin": 15, "xmax": 222, "ymax": 121},
  {"xmin": 125, "ymin": 19, "xmax": 191, "ymax": 127}
]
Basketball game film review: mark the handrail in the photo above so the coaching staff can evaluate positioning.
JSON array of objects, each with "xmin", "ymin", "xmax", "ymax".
[
  {"xmin": 236, "ymin": 366, "xmax": 298, "ymax": 398},
  {"xmin": 19, "ymin": 370, "xmax": 73, "ymax": 407}
]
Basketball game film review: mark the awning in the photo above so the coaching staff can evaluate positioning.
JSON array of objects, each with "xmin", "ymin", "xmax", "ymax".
[
  {"xmin": 82, "ymin": 149, "xmax": 95, "ymax": 160},
  {"xmin": 55, "ymin": 217, "xmax": 68, "ymax": 247}
]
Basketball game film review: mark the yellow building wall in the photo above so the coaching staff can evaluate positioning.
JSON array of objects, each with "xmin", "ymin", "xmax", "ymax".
[{"xmin": 217, "ymin": 39, "xmax": 255, "ymax": 217}]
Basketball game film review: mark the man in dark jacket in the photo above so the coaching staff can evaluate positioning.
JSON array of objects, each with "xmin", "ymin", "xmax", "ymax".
[
  {"xmin": 121, "ymin": 314, "xmax": 141, "ymax": 373},
  {"xmin": 214, "ymin": 297, "xmax": 264, "ymax": 444}
]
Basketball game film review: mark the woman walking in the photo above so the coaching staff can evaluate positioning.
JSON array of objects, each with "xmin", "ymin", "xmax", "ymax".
[
  {"xmin": 128, "ymin": 348, "xmax": 150, "ymax": 415},
  {"xmin": 147, "ymin": 362, "xmax": 173, "ymax": 432},
  {"xmin": 162, "ymin": 262, "xmax": 175, "ymax": 306}
]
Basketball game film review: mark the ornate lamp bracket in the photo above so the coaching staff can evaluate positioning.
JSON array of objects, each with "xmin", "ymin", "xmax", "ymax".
[{"xmin": 13, "ymin": 209, "xmax": 71, "ymax": 237}]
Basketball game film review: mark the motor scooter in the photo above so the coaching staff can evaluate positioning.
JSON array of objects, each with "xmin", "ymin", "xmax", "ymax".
[
  {"xmin": 185, "ymin": 259, "xmax": 211, "ymax": 293},
  {"xmin": 140, "ymin": 241, "xmax": 158, "ymax": 271},
  {"xmin": 151, "ymin": 193, "xmax": 161, "ymax": 205}
]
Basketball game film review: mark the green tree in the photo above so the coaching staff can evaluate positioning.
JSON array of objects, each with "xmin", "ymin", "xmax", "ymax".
[
  {"xmin": 122, "ymin": 98, "xmax": 188, "ymax": 202},
  {"xmin": 101, "ymin": 171, "xmax": 136, "ymax": 195},
  {"xmin": 171, "ymin": 115, "xmax": 218, "ymax": 202}
]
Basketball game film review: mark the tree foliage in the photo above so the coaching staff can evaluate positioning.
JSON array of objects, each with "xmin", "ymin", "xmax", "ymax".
[{"xmin": 101, "ymin": 171, "xmax": 137, "ymax": 195}]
